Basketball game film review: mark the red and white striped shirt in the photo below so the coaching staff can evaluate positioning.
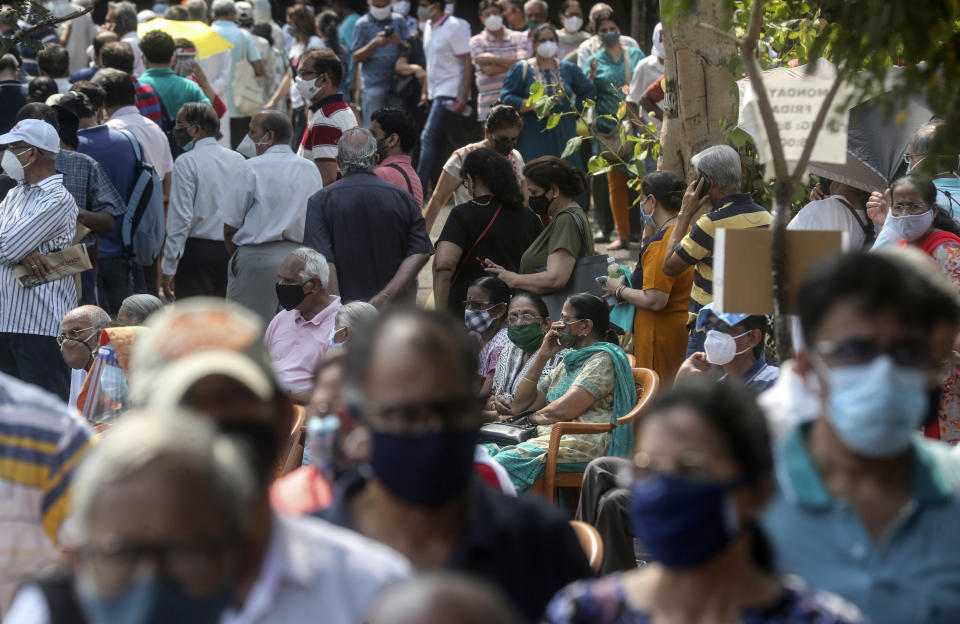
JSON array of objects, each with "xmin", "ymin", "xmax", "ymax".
[{"xmin": 298, "ymin": 93, "xmax": 358, "ymax": 165}]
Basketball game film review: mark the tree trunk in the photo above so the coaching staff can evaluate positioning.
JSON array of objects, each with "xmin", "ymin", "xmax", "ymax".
[{"xmin": 659, "ymin": 1, "xmax": 738, "ymax": 180}]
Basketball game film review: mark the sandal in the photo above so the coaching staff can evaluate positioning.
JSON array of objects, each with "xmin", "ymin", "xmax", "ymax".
[{"xmin": 606, "ymin": 237, "xmax": 628, "ymax": 251}]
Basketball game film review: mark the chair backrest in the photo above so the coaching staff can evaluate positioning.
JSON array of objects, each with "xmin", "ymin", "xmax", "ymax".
[
  {"xmin": 625, "ymin": 353, "xmax": 636, "ymax": 367},
  {"xmin": 569, "ymin": 520, "xmax": 605, "ymax": 574},
  {"xmin": 280, "ymin": 404, "xmax": 307, "ymax": 475},
  {"xmin": 618, "ymin": 367, "xmax": 660, "ymax": 427}
]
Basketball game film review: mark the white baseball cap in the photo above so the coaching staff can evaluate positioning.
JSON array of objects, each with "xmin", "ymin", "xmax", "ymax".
[{"xmin": 0, "ymin": 119, "xmax": 61, "ymax": 154}]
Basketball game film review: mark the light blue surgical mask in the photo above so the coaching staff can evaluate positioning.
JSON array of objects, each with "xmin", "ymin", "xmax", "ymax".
[
  {"xmin": 79, "ymin": 576, "xmax": 233, "ymax": 624},
  {"xmin": 820, "ymin": 354, "xmax": 927, "ymax": 458},
  {"xmin": 328, "ymin": 326, "xmax": 346, "ymax": 350}
]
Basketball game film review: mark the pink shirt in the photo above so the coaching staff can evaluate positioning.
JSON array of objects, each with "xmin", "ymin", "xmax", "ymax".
[
  {"xmin": 264, "ymin": 297, "xmax": 342, "ymax": 398},
  {"xmin": 374, "ymin": 155, "xmax": 423, "ymax": 209}
]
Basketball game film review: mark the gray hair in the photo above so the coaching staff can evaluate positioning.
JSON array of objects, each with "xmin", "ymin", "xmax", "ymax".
[
  {"xmin": 108, "ymin": 1, "xmax": 138, "ymax": 33},
  {"xmin": 211, "ymin": 0, "xmax": 236, "ymax": 18},
  {"xmin": 337, "ymin": 127, "xmax": 378, "ymax": 174},
  {"xmin": 257, "ymin": 109, "xmax": 293, "ymax": 144},
  {"xmin": 119, "ymin": 294, "xmax": 165, "ymax": 324},
  {"xmin": 912, "ymin": 120, "xmax": 944, "ymax": 157},
  {"xmin": 690, "ymin": 144, "xmax": 742, "ymax": 192},
  {"xmin": 185, "ymin": 0, "xmax": 209, "ymax": 21},
  {"xmin": 335, "ymin": 300, "xmax": 378, "ymax": 330},
  {"xmin": 70, "ymin": 410, "xmax": 257, "ymax": 543},
  {"xmin": 523, "ymin": 0, "xmax": 547, "ymax": 14},
  {"xmin": 290, "ymin": 247, "xmax": 330, "ymax": 288}
]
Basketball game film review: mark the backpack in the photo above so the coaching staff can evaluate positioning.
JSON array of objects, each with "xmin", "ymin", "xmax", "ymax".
[{"xmin": 118, "ymin": 130, "xmax": 166, "ymax": 266}]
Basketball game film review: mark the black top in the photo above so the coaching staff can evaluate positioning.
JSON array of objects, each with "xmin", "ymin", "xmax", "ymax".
[
  {"xmin": 319, "ymin": 470, "xmax": 594, "ymax": 623},
  {"xmin": 0, "ymin": 79, "xmax": 27, "ymax": 135},
  {"xmin": 303, "ymin": 171, "xmax": 434, "ymax": 303},
  {"xmin": 437, "ymin": 197, "xmax": 543, "ymax": 315}
]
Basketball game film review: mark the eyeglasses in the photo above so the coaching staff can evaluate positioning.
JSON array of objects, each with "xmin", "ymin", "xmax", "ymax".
[
  {"xmin": 890, "ymin": 202, "xmax": 930, "ymax": 216},
  {"xmin": 296, "ymin": 70, "xmax": 318, "ymax": 79},
  {"xmin": 56, "ymin": 327, "xmax": 95, "ymax": 348},
  {"xmin": 633, "ymin": 451, "xmax": 734, "ymax": 483},
  {"xmin": 506, "ymin": 313, "xmax": 542, "ymax": 326},
  {"xmin": 814, "ymin": 338, "xmax": 928, "ymax": 370},
  {"xmin": 463, "ymin": 300, "xmax": 492, "ymax": 311},
  {"xmin": 903, "ymin": 153, "xmax": 925, "ymax": 165},
  {"xmin": 558, "ymin": 317, "xmax": 585, "ymax": 329},
  {"xmin": 350, "ymin": 396, "xmax": 481, "ymax": 434}
]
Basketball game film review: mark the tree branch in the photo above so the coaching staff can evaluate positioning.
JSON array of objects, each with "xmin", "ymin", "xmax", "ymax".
[
  {"xmin": 16, "ymin": 1, "xmax": 95, "ymax": 40},
  {"xmin": 695, "ymin": 22, "xmax": 741, "ymax": 46},
  {"xmin": 788, "ymin": 70, "xmax": 845, "ymax": 187}
]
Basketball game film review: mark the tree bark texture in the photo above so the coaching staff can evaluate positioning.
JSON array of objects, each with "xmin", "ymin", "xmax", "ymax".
[{"xmin": 659, "ymin": 1, "xmax": 738, "ymax": 180}]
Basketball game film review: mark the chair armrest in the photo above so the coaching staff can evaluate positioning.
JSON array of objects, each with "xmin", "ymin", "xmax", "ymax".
[{"xmin": 544, "ymin": 422, "xmax": 615, "ymax": 493}]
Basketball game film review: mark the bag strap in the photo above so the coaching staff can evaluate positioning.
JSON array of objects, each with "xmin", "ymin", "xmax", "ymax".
[
  {"xmin": 118, "ymin": 129, "xmax": 144, "ymax": 164},
  {"xmin": 560, "ymin": 208, "xmax": 588, "ymax": 259},
  {"xmin": 385, "ymin": 163, "xmax": 414, "ymax": 195},
  {"xmin": 451, "ymin": 203, "xmax": 503, "ymax": 287},
  {"xmin": 521, "ymin": 59, "xmax": 528, "ymax": 82},
  {"xmin": 835, "ymin": 195, "xmax": 873, "ymax": 241}
]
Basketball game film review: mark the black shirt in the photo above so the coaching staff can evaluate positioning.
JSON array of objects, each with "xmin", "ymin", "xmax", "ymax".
[
  {"xmin": 0, "ymin": 80, "xmax": 27, "ymax": 134},
  {"xmin": 437, "ymin": 197, "xmax": 543, "ymax": 315},
  {"xmin": 319, "ymin": 470, "xmax": 593, "ymax": 623}
]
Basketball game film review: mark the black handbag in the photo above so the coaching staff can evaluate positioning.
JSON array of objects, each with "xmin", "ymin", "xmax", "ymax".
[
  {"xmin": 479, "ymin": 411, "xmax": 539, "ymax": 446},
  {"xmin": 542, "ymin": 210, "xmax": 609, "ymax": 319}
]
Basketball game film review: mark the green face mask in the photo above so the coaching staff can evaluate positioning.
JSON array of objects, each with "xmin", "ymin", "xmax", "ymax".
[{"xmin": 507, "ymin": 323, "xmax": 545, "ymax": 352}]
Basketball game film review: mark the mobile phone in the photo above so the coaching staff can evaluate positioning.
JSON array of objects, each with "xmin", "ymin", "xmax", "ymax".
[
  {"xmin": 174, "ymin": 47, "xmax": 197, "ymax": 77},
  {"xmin": 697, "ymin": 174, "xmax": 712, "ymax": 200},
  {"xmin": 383, "ymin": 25, "xmax": 394, "ymax": 37},
  {"xmin": 819, "ymin": 177, "xmax": 833, "ymax": 195}
]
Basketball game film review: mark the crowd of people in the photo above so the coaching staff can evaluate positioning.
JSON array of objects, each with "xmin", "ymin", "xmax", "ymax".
[{"xmin": 1, "ymin": 0, "xmax": 960, "ymax": 622}]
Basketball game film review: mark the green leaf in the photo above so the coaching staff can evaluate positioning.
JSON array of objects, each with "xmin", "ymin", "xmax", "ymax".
[
  {"xmin": 546, "ymin": 113, "xmax": 562, "ymax": 130},
  {"xmin": 616, "ymin": 101, "xmax": 627, "ymax": 121},
  {"xmin": 526, "ymin": 82, "xmax": 544, "ymax": 107},
  {"xmin": 560, "ymin": 136, "xmax": 583, "ymax": 159},
  {"xmin": 582, "ymin": 99, "xmax": 596, "ymax": 108},
  {"xmin": 533, "ymin": 96, "xmax": 555, "ymax": 119},
  {"xmin": 587, "ymin": 155, "xmax": 609, "ymax": 175}
]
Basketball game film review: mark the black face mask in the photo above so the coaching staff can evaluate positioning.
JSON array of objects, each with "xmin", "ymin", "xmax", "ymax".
[
  {"xmin": 217, "ymin": 420, "xmax": 280, "ymax": 482},
  {"xmin": 492, "ymin": 136, "xmax": 517, "ymax": 156},
  {"xmin": 529, "ymin": 192, "xmax": 551, "ymax": 216},
  {"xmin": 276, "ymin": 282, "xmax": 307, "ymax": 310}
]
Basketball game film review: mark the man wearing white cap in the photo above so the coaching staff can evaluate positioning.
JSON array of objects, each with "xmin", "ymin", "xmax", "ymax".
[{"xmin": 0, "ymin": 119, "xmax": 78, "ymax": 399}]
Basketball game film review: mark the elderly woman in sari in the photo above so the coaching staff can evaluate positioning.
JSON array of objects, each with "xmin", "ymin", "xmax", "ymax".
[
  {"xmin": 484, "ymin": 293, "xmax": 637, "ymax": 493},
  {"xmin": 485, "ymin": 290, "xmax": 567, "ymax": 420}
]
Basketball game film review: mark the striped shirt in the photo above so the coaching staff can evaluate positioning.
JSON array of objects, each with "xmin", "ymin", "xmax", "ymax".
[
  {"xmin": 298, "ymin": 93, "xmax": 357, "ymax": 164},
  {"xmin": 0, "ymin": 175, "xmax": 78, "ymax": 336},
  {"xmin": 0, "ymin": 372, "xmax": 93, "ymax": 612},
  {"xmin": 133, "ymin": 78, "xmax": 163, "ymax": 125},
  {"xmin": 470, "ymin": 28, "xmax": 528, "ymax": 120},
  {"xmin": 674, "ymin": 193, "xmax": 771, "ymax": 327}
]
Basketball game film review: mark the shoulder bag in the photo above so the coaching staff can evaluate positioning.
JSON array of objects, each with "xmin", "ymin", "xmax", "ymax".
[
  {"xmin": 479, "ymin": 411, "xmax": 539, "ymax": 445},
  {"xmin": 541, "ymin": 209, "xmax": 610, "ymax": 319},
  {"xmin": 233, "ymin": 36, "xmax": 265, "ymax": 117}
]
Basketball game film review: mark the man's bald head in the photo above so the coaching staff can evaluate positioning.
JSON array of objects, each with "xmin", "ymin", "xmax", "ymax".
[
  {"xmin": 368, "ymin": 573, "xmax": 521, "ymax": 624},
  {"xmin": 589, "ymin": 2, "xmax": 612, "ymax": 20},
  {"xmin": 252, "ymin": 109, "xmax": 293, "ymax": 147},
  {"xmin": 64, "ymin": 305, "xmax": 112, "ymax": 331},
  {"xmin": 337, "ymin": 127, "xmax": 379, "ymax": 174}
]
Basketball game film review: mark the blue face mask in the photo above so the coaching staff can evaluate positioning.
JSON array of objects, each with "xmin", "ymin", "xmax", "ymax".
[
  {"xmin": 629, "ymin": 473, "xmax": 747, "ymax": 569},
  {"xmin": 822, "ymin": 355, "xmax": 927, "ymax": 458},
  {"xmin": 369, "ymin": 428, "xmax": 478, "ymax": 507},
  {"xmin": 79, "ymin": 576, "xmax": 234, "ymax": 624}
]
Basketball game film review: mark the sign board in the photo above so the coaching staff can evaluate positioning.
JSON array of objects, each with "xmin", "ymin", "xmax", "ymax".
[{"xmin": 713, "ymin": 228, "xmax": 848, "ymax": 316}]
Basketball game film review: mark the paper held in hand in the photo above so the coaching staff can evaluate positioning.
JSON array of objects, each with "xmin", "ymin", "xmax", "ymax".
[{"xmin": 13, "ymin": 243, "xmax": 92, "ymax": 288}]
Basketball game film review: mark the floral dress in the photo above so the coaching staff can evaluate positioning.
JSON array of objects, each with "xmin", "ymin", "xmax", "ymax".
[
  {"xmin": 544, "ymin": 573, "xmax": 867, "ymax": 624},
  {"xmin": 932, "ymin": 240, "xmax": 960, "ymax": 444}
]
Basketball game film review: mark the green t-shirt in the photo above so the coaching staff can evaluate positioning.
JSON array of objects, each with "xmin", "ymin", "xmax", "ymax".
[{"xmin": 519, "ymin": 205, "xmax": 595, "ymax": 274}]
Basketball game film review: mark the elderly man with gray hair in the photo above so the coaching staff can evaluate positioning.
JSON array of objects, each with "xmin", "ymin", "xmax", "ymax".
[
  {"xmin": 104, "ymin": 0, "xmax": 146, "ymax": 76},
  {"xmin": 209, "ymin": 0, "xmax": 265, "ymax": 148},
  {"xmin": 264, "ymin": 247, "xmax": 342, "ymax": 403},
  {"xmin": 304, "ymin": 127, "xmax": 433, "ymax": 306},
  {"xmin": 224, "ymin": 110, "xmax": 324, "ymax": 325},
  {"xmin": 661, "ymin": 144, "xmax": 772, "ymax": 356}
]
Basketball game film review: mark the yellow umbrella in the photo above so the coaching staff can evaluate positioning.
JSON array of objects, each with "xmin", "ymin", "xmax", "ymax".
[{"xmin": 137, "ymin": 18, "xmax": 234, "ymax": 60}]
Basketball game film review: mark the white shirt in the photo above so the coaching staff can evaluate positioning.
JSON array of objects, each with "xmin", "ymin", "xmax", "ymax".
[
  {"xmin": 787, "ymin": 195, "xmax": 869, "ymax": 249},
  {"xmin": 121, "ymin": 31, "xmax": 146, "ymax": 77},
  {"xmin": 222, "ymin": 145, "xmax": 323, "ymax": 247},
  {"xmin": 423, "ymin": 14, "xmax": 471, "ymax": 100},
  {"xmin": 67, "ymin": 367, "xmax": 86, "ymax": 410},
  {"xmin": 626, "ymin": 55, "xmax": 664, "ymax": 104},
  {"xmin": 219, "ymin": 514, "xmax": 411, "ymax": 624},
  {"xmin": 162, "ymin": 138, "xmax": 247, "ymax": 275},
  {"xmin": 106, "ymin": 105, "xmax": 174, "ymax": 181},
  {"xmin": 198, "ymin": 50, "xmax": 234, "ymax": 100}
]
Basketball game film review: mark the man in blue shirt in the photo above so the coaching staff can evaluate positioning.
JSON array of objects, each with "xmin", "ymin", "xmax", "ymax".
[
  {"xmin": 210, "ymin": 0, "xmax": 264, "ymax": 148},
  {"xmin": 70, "ymin": 84, "xmax": 139, "ymax": 316},
  {"xmin": 351, "ymin": 0, "xmax": 409, "ymax": 126},
  {"xmin": 763, "ymin": 249, "xmax": 960, "ymax": 624}
]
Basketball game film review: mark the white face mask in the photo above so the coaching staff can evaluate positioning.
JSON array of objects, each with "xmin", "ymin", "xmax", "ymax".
[
  {"xmin": 703, "ymin": 329, "xmax": 751, "ymax": 365},
  {"xmin": 393, "ymin": 0, "xmax": 410, "ymax": 15},
  {"xmin": 1, "ymin": 148, "xmax": 30, "ymax": 182},
  {"xmin": 890, "ymin": 209, "xmax": 935, "ymax": 242},
  {"xmin": 536, "ymin": 40, "xmax": 558, "ymax": 59},
  {"xmin": 369, "ymin": 4, "xmax": 391, "ymax": 20},
  {"xmin": 294, "ymin": 76, "xmax": 320, "ymax": 101},
  {"xmin": 483, "ymin": 14, "xmax": 503, "ymax": 31},
  {"xmin": 562, "ymin": 15, "xmax": 582, "ymax": 32},
  {"xmin": 236, "ymin": 133, "xmax": 269, "ymax": 158}
]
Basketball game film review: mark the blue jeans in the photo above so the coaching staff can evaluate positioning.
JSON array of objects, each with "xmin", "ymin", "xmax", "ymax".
[
  {"xmin": 686, "ymin": 327, "xmax": 706, "ymax": 358},
  {"xmin": 361, "ymin": 89, "xmax": 401, "ymax": 128},
  {"xmin": 416, "ymin": 97, "xmax": 464, "ymax": 193}
]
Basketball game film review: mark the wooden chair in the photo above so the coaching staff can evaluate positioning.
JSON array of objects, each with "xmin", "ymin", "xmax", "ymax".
[
  {"xmin": 533, "ymin": 368, "xmax": 660, "ymax": 502},
  {"xmin": 625, "ymin": 353, "xmax": 636, "ymax": 367},
  {"xmin": 281, "ymin": 404, "xmax": 308, "ymax": 476},
  {"xmin": 570, "ymin": 520, "xmax": 605, "ymax": 574}
]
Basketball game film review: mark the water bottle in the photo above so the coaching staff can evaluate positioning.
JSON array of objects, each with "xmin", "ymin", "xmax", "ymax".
[
  {"xmin": 605, "ymin": 256, "xmax": 622, "ymax": 307},
  {"xmin": 304, "ymin": 414, "xmax": 340, "ymax": 482}
]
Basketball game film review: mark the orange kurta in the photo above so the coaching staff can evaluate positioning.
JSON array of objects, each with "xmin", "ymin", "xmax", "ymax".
[{"xmin": 632, "ymin": 225, "xmax": 694, "ymax": 386}]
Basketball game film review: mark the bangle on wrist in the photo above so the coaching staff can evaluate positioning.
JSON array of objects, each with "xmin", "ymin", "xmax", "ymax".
[{"xmin": 615, "ymin": 285, "xmax": 626, "ymax": 300}]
